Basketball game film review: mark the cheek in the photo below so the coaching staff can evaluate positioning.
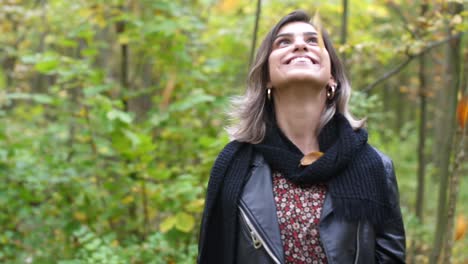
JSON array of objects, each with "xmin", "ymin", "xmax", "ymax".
[
  {"xmin": 322, "ymin": 52, "xmax": 332, "ymax": 72},
  {"xmin": 268, "ymin": 56, "xmax": 281, "ymax": 85},
  {"xmin": 267, "ymin": 56, "xmax": 275, "ymax": 79},
  {"xmin": 268, "ymin": 53, "xmax": 281, "ymax": 74}
]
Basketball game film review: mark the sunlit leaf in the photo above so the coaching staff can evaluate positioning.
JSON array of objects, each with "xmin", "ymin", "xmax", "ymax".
[
  {"xmin": 121, "ymin": 195, "xmax": 134, "ymax": 205},
  {"xmin": 185, "ymin": 199, "xmax": 205, "ymax": 213},
  {"xmin": 35, "ymin": 59, "xmax": 59, "ymax": 73},
  {"xmin": 118, "ymin": 34, "xmax": 130, "ymax": 45},
  {"xmin": 175, "ymin": 212, "xmax": 195, "ymax": 233},
  {"xmin": 160, "ymin": 216, "xmax": 177, "ymax": 233},
  {"xmin": 107, "ymin": 109, "xmax": 133, "ymax": 124},
  {"xmin": 300, "ymin": 151, "xmax": 324, "ymax": 166}
]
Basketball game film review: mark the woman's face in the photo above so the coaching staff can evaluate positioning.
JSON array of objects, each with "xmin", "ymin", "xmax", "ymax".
[{"xmin": 268, "ymin": 22, "xmax": 332, "ymax": 90}]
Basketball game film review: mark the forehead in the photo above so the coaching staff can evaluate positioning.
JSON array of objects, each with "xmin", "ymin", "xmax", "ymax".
[{"xmin": 277, "ymin": 21, "xmax": 317, "ymax": 35}]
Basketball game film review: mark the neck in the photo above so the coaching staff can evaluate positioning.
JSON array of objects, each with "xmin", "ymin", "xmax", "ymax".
[{"xmin": 273, "ymin": 84, "xmax": 326, "ymax": 154}]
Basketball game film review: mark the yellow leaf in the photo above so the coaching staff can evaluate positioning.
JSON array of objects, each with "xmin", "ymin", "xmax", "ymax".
[
  {"xmin": 77, "ymin": 107, "xmax": 87, "ymax": 118},
  {"xmin": 98, "ymin": 146, "xmax": 110, "ymax": 155},
  {"xmin": 121, "ymin": 195, "xmax": 134, "ymax": 205},
  {"xmin": 78, "ymin": 8, "xmax": 93, "ymax": 19},
  {"xmin": 160, "ymin": 216, "xmax": 177, "ymax": 233},
  {"xmin": 175, "ymin": 212, "xmax": 195, "ymax": 233},
  {"xmin": 74, "ymin": 211, "xmax": 87, "ymax": 222},
  {"xmin": 94, "ymin": 15, "xmax": 107, "ymax": 28},
  {"xmin": 185, "ymin": 199, "xmax": 205, "ymax": 213},
  {"xmin": 300, "ymin": 151, "xmax": 324, "ymax": 166},
  {"xmin": 217, "ymin": 0, "xmax": 239, "ymax": 13},
  {"xmin": 118, "ymin": 34, "xmax": 130, "ymax": 45},
  {"xmin": 111, "ymin": 239, "xmax": 119, "ymax": 247}
]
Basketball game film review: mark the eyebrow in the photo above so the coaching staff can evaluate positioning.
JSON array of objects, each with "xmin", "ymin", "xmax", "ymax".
[{"xmin": 274, "ymin": 32, "xmax": 318, "ymax": 40}]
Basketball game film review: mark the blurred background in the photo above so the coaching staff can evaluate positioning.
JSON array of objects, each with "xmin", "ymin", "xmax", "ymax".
[{"xmin": 0, "ymin": 0, "xmax": 467, "ymax": 263}]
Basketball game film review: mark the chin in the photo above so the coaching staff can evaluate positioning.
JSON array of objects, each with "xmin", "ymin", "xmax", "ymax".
[{"xmin": 286, "ymin": 73, "xmax": 328, "ymax": 86}]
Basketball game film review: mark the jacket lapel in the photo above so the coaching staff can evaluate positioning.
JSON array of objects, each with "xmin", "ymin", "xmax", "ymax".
[
  {"xmin": 320, "ymin": 193, "xmax": 333, "ymax": 221},
  {"xmin": 240, "ymin": 154, "xmax": 285, "ymax": 263}
]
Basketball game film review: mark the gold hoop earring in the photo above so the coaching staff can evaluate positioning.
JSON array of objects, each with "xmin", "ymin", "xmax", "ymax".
[
  {"xmin": 267, "ymin": 88, "xmax": 272, "ymax": 101},
  {"xmin": 326, "ymin": 84, "xmax": 336, "ymax": 101}
]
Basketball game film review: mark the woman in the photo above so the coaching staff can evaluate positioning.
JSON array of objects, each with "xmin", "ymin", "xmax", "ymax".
[{"xmin": 198, "ymin": 10, "xmax": 406, "ymax": 264}]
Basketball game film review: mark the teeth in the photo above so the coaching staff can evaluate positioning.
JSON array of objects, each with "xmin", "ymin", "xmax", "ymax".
[{"xmin": 290, "ymin": 57, "xmax": 314, "ymax": 64}]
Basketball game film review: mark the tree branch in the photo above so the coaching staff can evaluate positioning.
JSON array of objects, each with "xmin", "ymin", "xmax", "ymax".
[
  {"xmin": 249, "ymin": 0, "xmax": 262, "ymax": 67},
  {"xmin": 363, "ymin": 31, "xmax": 466, "ymax": 92},
  {"xmin": 386, "ymin": 2, "xmax": 417, "ymax": 38}
]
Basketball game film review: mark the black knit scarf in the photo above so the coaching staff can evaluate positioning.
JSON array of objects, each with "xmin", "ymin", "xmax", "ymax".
[
  {"xmin": 198, "ymin": 113, "xmax": 392, "ymax": 264},
  {"xmin": 254, "ymin": 113, "xmax": 391, "ymax": 222}
]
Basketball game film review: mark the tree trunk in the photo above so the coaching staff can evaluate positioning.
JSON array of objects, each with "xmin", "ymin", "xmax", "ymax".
[
  {"xmin": 429, "ymin": 2, "xmax": 463, "ymax": 263},
  {"xmin": 249, "ymin": 0, "xmax": 261, "ymax": 68},
  {"xmin": 340, "ymin": 0, "xmax": 349, "ymax": 66},
  {"xmin": 395, "ymin": 86, "xmax": 405, "ymax": 135},
  {"xmin": 32, "ymin": 0, "xmax": 50, "ymax": 93},
  {"xmin": 444, "ymin": 128, "xmax": 466, "ymax": 264},
  {"xmin": 415, "ymin": 0, "xmax": 429, "ymax": 225},
  {"xmin": 415, "ymin": 53, "xmax": 427, "ymax": 220}
]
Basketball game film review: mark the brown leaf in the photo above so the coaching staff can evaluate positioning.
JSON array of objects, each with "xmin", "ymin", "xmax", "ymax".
[
  {"xmin": 457, "ymin": 96, "xmax": 468, "ymax": 128},
  {"xmin": 455, "ymin": 215, "xmax": 467, "ymax": 241},
  {"xmin": 300, "ymin": 151, "xmax": 324, "ymax": 166},
  {"xmin": 160, "ymin": 71, "xmax": 177, "ymax": 109}
]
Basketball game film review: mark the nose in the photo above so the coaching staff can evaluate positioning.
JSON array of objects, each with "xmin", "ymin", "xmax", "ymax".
[{"xmin": 293, "ymin": 37, "xmax": 308, "ymax": 51}]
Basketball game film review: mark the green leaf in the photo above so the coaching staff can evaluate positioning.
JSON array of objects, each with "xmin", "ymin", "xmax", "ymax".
[
  {"xmin": 150, "ymin": 112, "xmax": 170, "ymax": 126},
  {"xmin": 107, "ymin": 109, "xmax": 133, "ymax": 124},
  {"xmin": 84, "ymin": 84, "xmax": 113, "ymax": 97},
  {"xmin": 169, "ymin": 92, "xmax": 215, "ymax": 112},
  {"xmin": 149, "ymin": 167, "xmax": 171, "ymax": 180},
  {"xmin": 6, "ymin": 93, "xmax": 53, "ymax": 104},
  {"xmin": 35, "ymin": 58, "xmax": 60, "ymax": 73},
  {"xmin": 32, "ymin": 94, "xmax": 54, "ymax": 104},
  {"xmin": 175, "ymin": 212, "xmax": 195, "ymax": 233},
  {"xmin": 123, "ymin": 129, "xmax": 140, "ymax": 147},
  {"xmin": 21, "ymin": 54, "xmax": 40, "ymax": 64},
  {"xmin": 160, "ymin": 216, "xmax": 177, "ymax": 233}
]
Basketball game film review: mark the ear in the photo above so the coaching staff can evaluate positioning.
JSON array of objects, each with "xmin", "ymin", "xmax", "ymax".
[
  {"xmin": 328, "ymin": 76, "xmax": 337, "ymax": 87},
  {"xmin": 267, "ymin": 82, "xmax": 273, "ymax": 89}
]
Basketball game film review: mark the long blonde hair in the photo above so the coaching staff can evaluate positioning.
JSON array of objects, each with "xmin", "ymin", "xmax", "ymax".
[{"xmin": 227, "ymin": 10, "xmax": 364, "ymax": 144}]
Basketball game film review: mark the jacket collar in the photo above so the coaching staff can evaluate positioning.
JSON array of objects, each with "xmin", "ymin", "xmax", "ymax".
[{"xmin": 240, "ymin": 154, "xmax": 333, "ymax": 262}]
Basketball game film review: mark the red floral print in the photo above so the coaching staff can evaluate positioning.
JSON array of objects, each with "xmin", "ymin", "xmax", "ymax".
[{"xmin": 272, "ymin": 171, "xmax": 328, "ymax": 264}]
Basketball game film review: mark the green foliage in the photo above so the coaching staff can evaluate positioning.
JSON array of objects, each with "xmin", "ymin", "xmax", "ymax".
[{"xmin": 0, "ymin": 0, "xmax": 467, "ymax": 263}]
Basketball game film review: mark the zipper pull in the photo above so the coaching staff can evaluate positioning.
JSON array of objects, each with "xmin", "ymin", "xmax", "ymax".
[{"xmin": 250, "ymin": 231, "xmax": 262, "ymax": 249}]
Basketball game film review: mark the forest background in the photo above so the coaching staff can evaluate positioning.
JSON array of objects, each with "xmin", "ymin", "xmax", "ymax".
[{"xmin": 1, "ymin": 0, "xmax": 468, "ymax": 263}]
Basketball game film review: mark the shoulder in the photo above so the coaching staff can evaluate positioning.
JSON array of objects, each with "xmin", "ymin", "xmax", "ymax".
[
  {"xmin": 371, "ymin": 147, "xmax": 395, "ymax": 176},
  {"xmin": 370, "ymin": 146, "xmax": 400, "ymax": 207},
  {"xmin": 211, "ymin": 140, "xmax": 249, "ymax": 174},
  {"xmin": 216, "ymin": 140, "xmax": 243, "ymax": 160}
]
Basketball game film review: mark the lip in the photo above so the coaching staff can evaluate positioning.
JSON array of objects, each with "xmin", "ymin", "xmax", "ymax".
[{"xmin": 284, "ymin": 55, "xmax": 319, "ymax": 65}]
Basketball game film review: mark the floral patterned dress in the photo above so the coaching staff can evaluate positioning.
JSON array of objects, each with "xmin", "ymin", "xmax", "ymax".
[{"xmin": 272, "ymin": 171, "xmax": 328, "ymax": 264}]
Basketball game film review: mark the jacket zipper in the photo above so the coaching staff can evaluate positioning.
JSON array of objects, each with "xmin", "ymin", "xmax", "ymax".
[
  {"xmin": 239, "ymin": 206, "xmax": 281, "ymax": 264},
  {"xmin": 353, "ymin": 221, "xmax": 361, "ymax": 264}
]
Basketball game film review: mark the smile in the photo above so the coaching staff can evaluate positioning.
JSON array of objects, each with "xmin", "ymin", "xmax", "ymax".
[{"xmin": 286, "ymin": 56, "xmax": 318, "ymax": 65}]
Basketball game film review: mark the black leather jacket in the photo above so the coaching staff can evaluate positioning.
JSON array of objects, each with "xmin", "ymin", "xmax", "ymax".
[{"xmin": 236, "ymin": 150, "xmax": 406, "ymax": 264}]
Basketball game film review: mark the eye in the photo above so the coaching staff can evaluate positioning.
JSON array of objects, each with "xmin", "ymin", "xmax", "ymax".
[
  {"xmin": 276, "ymin": 38, "xmax": 291, "ymax": 47},
  {"xmin": 306, "ymin": 36, "xmax": 318, "ymax": 44}
]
